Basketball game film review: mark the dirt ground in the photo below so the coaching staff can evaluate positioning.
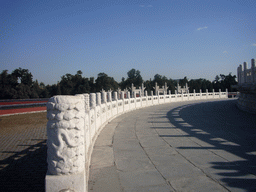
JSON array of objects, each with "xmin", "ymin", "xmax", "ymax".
[{"xmin": 0, "ymin": 112, "xmax": 47, "ymax": 133}]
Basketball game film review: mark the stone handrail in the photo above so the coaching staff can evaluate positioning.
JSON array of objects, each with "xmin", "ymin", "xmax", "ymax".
[{"xmin": 45, "ymin": 89, "xmax": 228, "ymax": 192}]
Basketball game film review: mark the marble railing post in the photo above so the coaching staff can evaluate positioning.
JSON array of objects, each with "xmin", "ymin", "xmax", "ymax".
[
  {"xmin": 83, "ymin": 94, "xmax": 91, "ymax": 155},
  {"xmin": 46, "ymin": 95, "xmax": 85, "ymax": 175},
  {"xmin": 96, "ymin": 93, "xmax": 101, "ymax": 106},
  {"xmin": 144, "ymin": 91, "xmax": 148, "ymax": 105},
  {"xmin": 84, "ymin": 94, "xmax": 90, "ymax": 111},
  {"xmin": 121, "ymin": 91, "xmax": 125, "ymax": 100},
  {"xmin": 219, "ymin": 89, "xmax": 221, "ymax": 98},
  {"xmin": 151, "ymin": 91, "xmax": 153, "ymax": 96},
  {"xmin": 132, "ymin": 91, "xmax": 136, "ymax": 98},
  {"xmin": 90, "ymin": 93, "xmax": 96, "ymax": 108},
  {"xmin": 96, "ymin": 92, "xmax": 102, "ymax": 127},
  {"xmin": 107, "ymin": 91, "xmax": 112, "ymax": 102},
  {"xmin": 102, "ymin": 91, "xmax": 107, "ymax": 104},
  {"xmin": 117, "ymin": 92, "xmax": 120, "ymax": 100},
  {"xmin": 127, "ymin": 92, "xmax": 131, "ymax": 109},
  {"xmin": 46, "ymin": 95, "xmax": 86, "ymax": 192},
  {"xmin": 114, "ymin": 92, "xmax": 118, "ymax": 101},
  {"xmin": 90, "ymin": 93, "xmax": 96, "ymax": 138}
]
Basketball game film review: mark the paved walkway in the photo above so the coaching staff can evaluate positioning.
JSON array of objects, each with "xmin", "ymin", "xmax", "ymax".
[
  {"xmin": 0, "ymin": 112, "xmax": 47, "ymax": 192},
  {"xmin": 89, "ymin": 99, "xmax": 256, "ymax": 192}
]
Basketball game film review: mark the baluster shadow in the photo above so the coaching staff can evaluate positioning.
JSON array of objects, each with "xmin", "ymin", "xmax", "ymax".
[
  {"xmin": 151, "ymin": 100, "xmax": 256, "ymax": 191},
  {"xmin": 0, "ymin": 139, "xmax": 47, "ymax": 192}
]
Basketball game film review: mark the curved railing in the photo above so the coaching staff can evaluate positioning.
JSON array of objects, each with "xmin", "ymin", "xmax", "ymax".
[{"xmin": 45, "ymin": 89, "xmax": 228, "ymax": 192}]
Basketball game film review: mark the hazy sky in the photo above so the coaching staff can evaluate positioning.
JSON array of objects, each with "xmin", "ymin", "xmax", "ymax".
[{"xmin": 1, "ymin": 0, "xmax": 255, "ymax": 85}]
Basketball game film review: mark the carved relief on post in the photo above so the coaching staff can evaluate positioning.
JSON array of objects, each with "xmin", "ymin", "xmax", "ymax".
[
  {"xmin": 84, "ymin": 94, "xmax": 90, "ymax": 112},
  {"xmin": 46, "ymin": 95, "xmax": 85, "ymax": 175},
  {"xmin": 83, "ymin": 94, "xmax": 90, "ymax": 153}
]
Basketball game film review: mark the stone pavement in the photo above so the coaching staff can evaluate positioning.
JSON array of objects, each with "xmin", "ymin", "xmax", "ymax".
[
  {"xmin": 89, "ymin": 99, "xmax": 256, "ymax": 192},
  {"xmin": 0, "ymin": 112, "xmax": 47, "ymax": 192}
]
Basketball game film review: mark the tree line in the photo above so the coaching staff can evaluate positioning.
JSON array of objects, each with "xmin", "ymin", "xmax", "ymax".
[{"xmin": 0, "ymin": 68, "xmax": 237, "ymax": 99}]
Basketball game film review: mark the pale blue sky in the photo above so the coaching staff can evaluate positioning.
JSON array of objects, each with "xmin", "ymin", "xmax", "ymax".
[{"xmin": 1, "ymin": 0, "xmax": 255, "ymax": 85}]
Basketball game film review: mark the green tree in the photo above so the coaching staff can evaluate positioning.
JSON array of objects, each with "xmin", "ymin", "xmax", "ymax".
[
  {"xmin": 0, "ymin": 68, "xmax": 37, "ymax": 99},
  {"xmin": 125, "ymin": 69, "xmax": 143, "ymax": 89},
  {"xmin": 46, "ymin": 83, "xmax": 61, "ymax": 97},
  {"xmin": 59, "ymin": 71, "xmax": 92, "ymax": 95},
  {"xmin": 188, "ymin": 78, "xmax": 212, "ymax": 92},
  {"xmin": 153, "ymin": 74, "xmax": 168, "ymax": 87},
  {"xmin": 167, "ymin": 78, "xmax": 176, "ymax": 94},
  {"xmin": 89, "ymin": 77, "xmax": 96, "ymax": 93},
  {"xmin": 12, "ymin": 68, "xmax": 33, "ymax": 87},
  {"xmin": 15, "ymin": 83, "xmax": 31, "ymax": 99},
  {"xmin": 59, "ymin": 73, "xmax": 74, "ymax": 95},
  {"xmin": 119, "ymin": 77, "xmax": 126, "ymax": 90},
  {"xmin": 144, "ymin": 79, "xmax": 154, "ymax": 95},
  {"xmin": 179, "ymin": 76, "xmax": 189, "ymax": 87},
  {"xmin": 219, "ymin": 73, "xmax": 237, "ymax": 92},
  {"xmin": 31, "ymin": 80, "xmax": 40, "ymax": 98},
  {"xmin": 95, "ymin": 73, "xmax": 119, "ymax": 92}
]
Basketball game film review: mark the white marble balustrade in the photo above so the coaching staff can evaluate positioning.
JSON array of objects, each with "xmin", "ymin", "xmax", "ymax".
[{"xmin": 45, "ymin": 89, "xmax": 228, "ymax": 192}]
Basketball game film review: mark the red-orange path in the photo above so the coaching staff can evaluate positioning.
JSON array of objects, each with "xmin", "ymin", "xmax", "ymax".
[
  {"xmin": 0, "ymin": 101, "xmax": 47, "ymax": 105},
  {"xmin": 0, "ymin": 106, "xmax": 46, "ymax": 116}
]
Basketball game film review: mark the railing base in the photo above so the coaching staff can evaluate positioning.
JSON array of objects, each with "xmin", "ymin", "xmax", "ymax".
[{"xmin": 45, "ymin": 171, "xmax": 86, "ymax": 192}]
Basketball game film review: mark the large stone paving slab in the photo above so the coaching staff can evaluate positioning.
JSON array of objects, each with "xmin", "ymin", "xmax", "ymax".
[
  {"xmin": 89, "ymin": 99, "xmax": 256, "ymax": 192},
  {"xmin": 118, "ymin": 169, "xmax": 167, "ymax": 189}
]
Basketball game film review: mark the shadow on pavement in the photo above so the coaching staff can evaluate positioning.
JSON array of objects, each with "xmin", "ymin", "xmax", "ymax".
[
  {"xmin": 154, "ymin": 100, "xmax": 256, "ymax": 191},
  {"xmin": 0, "ymin": 139, "xmax": 47, "ymax": 192}
]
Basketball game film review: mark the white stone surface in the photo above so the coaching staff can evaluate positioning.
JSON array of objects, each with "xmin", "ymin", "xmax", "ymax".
[{"xmin": 45, "ymin": 171, "xmax": 86, "ymax": 192}]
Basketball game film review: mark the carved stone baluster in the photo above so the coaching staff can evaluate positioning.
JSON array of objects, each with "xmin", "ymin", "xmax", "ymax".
[{"xmin": 46, "ymin": 95, "xmax": 85, "ymax": 175}]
